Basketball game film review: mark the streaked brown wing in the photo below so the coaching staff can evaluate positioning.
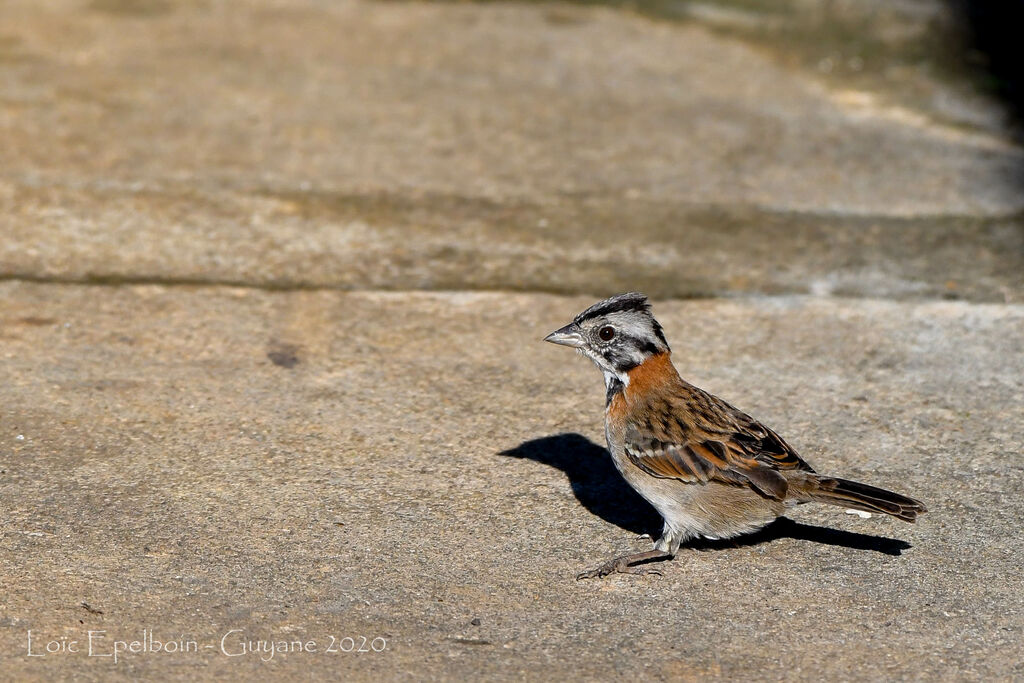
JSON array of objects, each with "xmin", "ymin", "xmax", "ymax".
[
  {"xmin": 711, "ymin": 391, "xmax": 815, "ymax": 473},
  {"xmin": 618, "ymin": 423, "xmax": 802, "ymax": 499},
  {"xmin": 729, "ymin": 421, "xmax": 813, "ymax": 472},
  {"xmin": 621, "ymin": 377, "xmax": 816, "ymax": 500}
]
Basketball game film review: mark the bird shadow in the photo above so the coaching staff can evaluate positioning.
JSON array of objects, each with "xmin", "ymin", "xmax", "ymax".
[{"xmin": 499, "ymin": 433, "xmax": 912, "ymax": 556}]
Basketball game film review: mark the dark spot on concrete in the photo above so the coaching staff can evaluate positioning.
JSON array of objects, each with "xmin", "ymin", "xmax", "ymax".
[
  {"xmin": 89, "ymin": 0, "xmax": 171, "ymax": 17},
  {"xmin": 267, "ymin": 343, "xmax": 300, "ymax": 369},
  {"xmin": 15, "ymin": 317, "xmax": 57, "ymax": 326},
  {"xmin": 544, "ymin": 9, "xmax": 586, "ymax": 26}
]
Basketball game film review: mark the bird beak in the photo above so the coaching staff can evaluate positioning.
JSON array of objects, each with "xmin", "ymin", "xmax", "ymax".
[{"xmin": 544, "ymin": 323, "xmax": 585, "ymax": 348}]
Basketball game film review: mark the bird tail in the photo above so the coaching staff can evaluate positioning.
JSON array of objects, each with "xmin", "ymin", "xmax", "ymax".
[{"xmin": 804, "ymin": 476, "xmax": 927, "ymax": 522}]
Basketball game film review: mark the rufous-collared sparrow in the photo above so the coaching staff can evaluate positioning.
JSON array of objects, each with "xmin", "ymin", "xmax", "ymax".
[{"xmin": 545, "ymin": 292, "xmax": 926, "ymax": 580}]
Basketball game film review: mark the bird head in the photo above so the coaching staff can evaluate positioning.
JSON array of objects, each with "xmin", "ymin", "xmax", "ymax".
[{"xmin": 544, "ymin": 292, "xmax": 670, "ymax": 384}]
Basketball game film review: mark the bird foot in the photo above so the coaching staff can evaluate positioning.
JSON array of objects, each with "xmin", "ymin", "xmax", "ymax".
[{"xmin": 575, "ymin": 550, "xmax": 671, "ymax": 580}]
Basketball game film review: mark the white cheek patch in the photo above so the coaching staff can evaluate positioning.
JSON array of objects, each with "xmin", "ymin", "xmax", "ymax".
[{"xmin": 603, "ymin": 370, "xmax": 629, "ymax": 389}]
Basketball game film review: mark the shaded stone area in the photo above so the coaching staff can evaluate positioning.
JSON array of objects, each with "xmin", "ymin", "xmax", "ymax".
[
  {"xmin": 498, "ymin": 0, "xmax": 1015, "ymax": 136},
  {"xmin": 1, "ymin": 285, "xmax": 1022, "ymax": 679}
]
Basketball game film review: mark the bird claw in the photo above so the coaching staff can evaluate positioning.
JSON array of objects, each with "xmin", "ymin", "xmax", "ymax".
[{"xmin": 575, "ymin": 556, "xmax": 664, "ymax": 580}]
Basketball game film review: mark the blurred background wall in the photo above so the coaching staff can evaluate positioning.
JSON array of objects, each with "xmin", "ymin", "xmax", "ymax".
[{"xmin": 1, "ymin": 0, "xmax": 1021, "ymax": 302}]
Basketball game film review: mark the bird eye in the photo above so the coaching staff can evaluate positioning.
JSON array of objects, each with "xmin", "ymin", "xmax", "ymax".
[{"xmin": 598, "ymin": 326, "xmax": 615, "ymax": 341}]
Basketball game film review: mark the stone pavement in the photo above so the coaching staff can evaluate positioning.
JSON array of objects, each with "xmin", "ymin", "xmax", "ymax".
[{"xmin": 1, "ymin": 0, "xmax": 1022, "ymax": 680}]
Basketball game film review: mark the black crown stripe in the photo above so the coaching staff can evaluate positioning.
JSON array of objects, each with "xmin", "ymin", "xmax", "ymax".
[{"xmin": 573, "ymin": 292, "xmax": 650, "ymax": 323}]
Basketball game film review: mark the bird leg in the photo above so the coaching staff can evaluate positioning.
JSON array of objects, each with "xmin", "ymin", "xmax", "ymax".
[{"xmin": 576, "ymin": 549, "xmax": 673, "ymax": 580}]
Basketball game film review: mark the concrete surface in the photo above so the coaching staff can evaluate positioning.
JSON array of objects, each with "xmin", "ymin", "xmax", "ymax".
[
  {"xmin": 2, "ymin": 286, "xmax": 1022, "ymax": 680},
  {"xmin": 1, "ymin": 0, "xmax": 1023, "ymax": 680}
]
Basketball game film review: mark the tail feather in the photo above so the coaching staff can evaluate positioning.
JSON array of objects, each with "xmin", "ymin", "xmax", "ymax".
[{"xmin": 806, "ymin": 477, "xmax": 927, "ymax": 523}]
